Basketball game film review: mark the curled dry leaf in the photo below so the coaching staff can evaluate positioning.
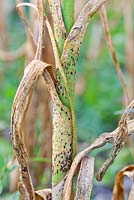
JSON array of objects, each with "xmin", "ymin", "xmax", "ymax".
[
  {"xmin": 74, "ymin": 155, "xmax": 94, "ymax": 200},
  {"xmin": 112, "ymin": 165, "xmax": 134, "ymax": 200},
  {"xmin": 16, "ymin": 2, "xmax": 38, "ymax": 46},
  {"xmin": 35, "ymin": 189, "xmax": 52, "ymax": 200},
  {"xmin": 11, "ymin": 60, "xmax": 52, "ymax": 199},
  {"xmin": 63, "ymin": 100, "xmax": 134, "ymax": 200},
  {"xmin": 97, "ymin": 99, "xmax": 134, "ymax": 181},
  {"xmin": 124, "ymin": 170, "xmax": 134, "ymax": 200},
  {"xmin": 45, "ymin": 17, "xmax": 69, "ymax": 92},
  {"xmin": 16, "ymin": 0, "xmax": 45, "ymax": 59},
  {"xmin": 0, "ymin": 1, "xmax": 39, "ymax": 63},
  {"xmin": 0, "ymin": 0, "xmax": 45, "ymax": 63},
  {"xmin": 11, "ymin": 2, "xmax": 57, "ymax": 198}
]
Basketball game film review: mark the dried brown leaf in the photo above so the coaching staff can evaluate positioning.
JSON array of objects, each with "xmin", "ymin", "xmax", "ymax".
[
  {"xmin": 97, "ymin": 99, "xmax": 134, "ymax": 181},
  {"xmin": 35, "ymin": 189, "xmax": 52, "ymax": 200},
  {"xmin": 16, "ymin": 2, "xmax": 38, "ymax": 46},
  {"xmin": 11, "ymin": 60, "xmax": 52, "ymax": 199},
  {"xmin": 63, "ymin": 100, "xmax": 134, "ymax": 200},
  {"xmin": 112, "ymin": 165, "xmax": 134, "ymax": 200},
  {"xmin": 74, "ymin": 155, "xmax": 94, "ymax": 200},
  {"xmin": 45, "ymin": 17, "xmax": 69, "ymax": 93}
]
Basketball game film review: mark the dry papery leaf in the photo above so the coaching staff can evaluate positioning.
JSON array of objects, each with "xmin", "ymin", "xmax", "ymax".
[
  {"xmin": 74, "ymin": 155, "xmax": 94, "ymax": 200},
  {"xmin": 35, "ymin": 189, "xmax": 52, "ymax": 200},
  {"xmin": 16, "ymin": 2, "xmax": 38, "ymax": 47},
  {"xmin": 0, "ymin": 0, "xmax": 41, "ymax": 62},
  {"xmin": 10, "ymin": 2, "xmax": 44, "ymax": 198},
  {"xmin": 10, "ymin": 1, "xmax": 64, "ymax": 198},
  {"xmin": 11, "ymin": 59, "xmax": 53, "ymax": 199},
  {"xmin": 0, "ymin": 1, "xmax": 38, "ymax": 62},
  {"xmin": 113, "ymin": 165, "xmax": 134, "ymax": 200}
]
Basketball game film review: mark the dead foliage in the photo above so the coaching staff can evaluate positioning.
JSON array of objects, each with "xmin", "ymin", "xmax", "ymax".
[
  {"xmin": 1, "ymin": 0, "xmax": 132, "ymax": 199},
  {"xmin": 113, "ymin": 165, "xmax": 134, "ymax": 200}
]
